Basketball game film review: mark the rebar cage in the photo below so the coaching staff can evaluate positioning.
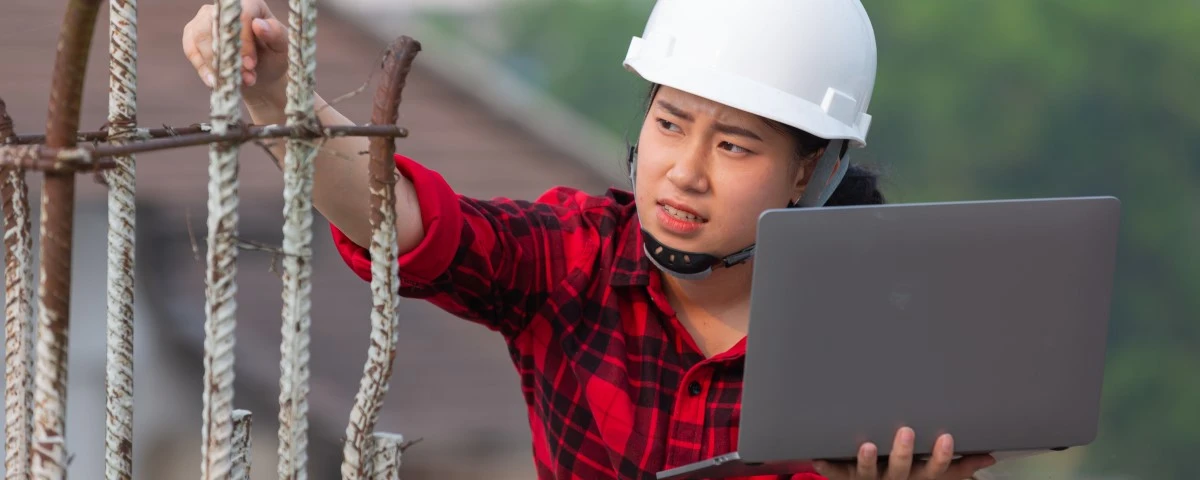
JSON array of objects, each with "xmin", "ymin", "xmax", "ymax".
[{"xmin": 0, "ymin": 0, "xmax": 420, "ymax": 478}]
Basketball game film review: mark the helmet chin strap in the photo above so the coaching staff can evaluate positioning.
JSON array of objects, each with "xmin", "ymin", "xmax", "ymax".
[
  {"xmin": 628, "ymin": 141, "xmax": 849, "ymax": 280},
  {"xmin": 640, "ymin": 229, "xmax": 757, "ymax": 280}
]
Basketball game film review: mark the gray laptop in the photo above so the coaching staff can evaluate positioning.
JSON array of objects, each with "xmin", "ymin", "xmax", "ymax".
[{"xmin": 657, "ymin": 197, "xmax": 1120, "ymax": 479}]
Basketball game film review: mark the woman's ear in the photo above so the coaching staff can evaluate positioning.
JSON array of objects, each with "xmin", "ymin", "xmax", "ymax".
[
  {"xmin": 627, "ymin": 144, "xmax": 638, "ymax": 188},
  {"xmin": 790, "ymin": 147, "xmax": 824, "ymax": 201}
]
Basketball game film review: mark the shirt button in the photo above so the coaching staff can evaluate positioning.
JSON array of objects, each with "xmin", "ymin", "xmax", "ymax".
[{"xmin": 688, "ymin": 381, "xmax": 702, "ymax": 396}]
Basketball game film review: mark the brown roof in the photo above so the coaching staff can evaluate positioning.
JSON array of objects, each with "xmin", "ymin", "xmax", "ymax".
[{"xmin": 2, "ymin": 0, "xmax": 614, "ymax": 477}]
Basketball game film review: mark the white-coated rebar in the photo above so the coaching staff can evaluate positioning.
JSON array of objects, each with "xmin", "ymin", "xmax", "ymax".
[
  {"xmin": 2, "ymin": 100, "xmax": 35, "ymax": 480},
  {"xmin": 3, "ymin": 169, "xmax": 35, "ymax": 480},
  {"xmin": 277, "ymin": 0, "xmax": 318, "ymax": 477},
  {"xmin": 103, "ymin": 0, "xmax": 138, "ymax": 478},
  {"xmin": 341, "ymin": 37, "xmax": 417, "ymax": 480},
  {"xmin": 230, "ymin": 409, "xmax": 253, "ymax": 480},
  {"xmin": 31, "ymin": 185, "xmax": 70, "ymax": 479},
  {"xmin": 29, "ymin": 0, "xmax": 107, "ymax": 473},
  {"xmin": 369, "ymin": 433, "xmax": 405, "ymax": 480},
  {"xmin": 200, "ymin": 0, "xmax": 243, "ymax": 477},
  {"xmin": 3, "ymin": 8, "xmax": 421, "ymax": 478},
  {"xmin": 340, "ymin": 174, "xmax": 401, "ymax": 480}
]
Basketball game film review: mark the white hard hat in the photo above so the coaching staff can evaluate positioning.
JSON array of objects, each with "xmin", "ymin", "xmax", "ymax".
[{"xmin": 623, "ymin": 0, "xmax": 878, "ymax": 207}]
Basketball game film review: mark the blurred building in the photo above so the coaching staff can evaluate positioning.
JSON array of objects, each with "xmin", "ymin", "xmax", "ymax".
[
  {"xmin": 4, "ymin": 0, "xmax": 1197, "ymax": 479},
  {"xmin": 1, "ymin": 0, "xmax": 613, "ymax": 478}
]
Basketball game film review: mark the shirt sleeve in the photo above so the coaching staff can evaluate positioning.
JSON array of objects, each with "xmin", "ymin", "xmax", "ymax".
[{"xmin": 330, "ymin": 153, "xmax": 609, "ymax": 338}]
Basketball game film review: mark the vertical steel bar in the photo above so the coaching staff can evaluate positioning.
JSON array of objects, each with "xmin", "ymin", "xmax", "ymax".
[
  {"xmin": 103, "ymin": 0, "xmax": 138, "ymax": 478},
  {"xmin": 277, "ymin": 0, "xmax": 317, "ymax": 476},
  {"xmin": 33, "ymin": 0, "xmax": 103, "ymax": 477},
  {"xmin": 2, "ymin": 98, "xmax": 35, "ymax": 480},
  {"xmin": 230, "ymin": 409, "xmax": 253, "ymax": 480},
  {"xmin": 200, "ymin": 0, "xmax": 243, "ymax": 477},
  {"xmin": 368, "ymin": 433, "xmax": 404, "ymax": 480},
  {"xmin": 341, "ymin": 36, "xmax": 420, "ymax": 480}
]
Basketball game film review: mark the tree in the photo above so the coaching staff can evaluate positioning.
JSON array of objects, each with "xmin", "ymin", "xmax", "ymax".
[{"xmin": 462, "ymin": 1, "xmax": 1200, "ymax": 476}]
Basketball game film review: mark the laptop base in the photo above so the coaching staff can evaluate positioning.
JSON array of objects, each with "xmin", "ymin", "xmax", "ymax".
[
  {"xmin": 655, "ymin": 452, "xmax": 815, "ymax": 480},
  {"xmin": 656, "ymin": 449, "xmax": 1059, "ymax": 479}
]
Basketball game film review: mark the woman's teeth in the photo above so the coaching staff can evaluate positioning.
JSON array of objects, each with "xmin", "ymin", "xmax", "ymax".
[{"xmin": 663, "ymin": 204, "xmax": 702, "ymax": 222}]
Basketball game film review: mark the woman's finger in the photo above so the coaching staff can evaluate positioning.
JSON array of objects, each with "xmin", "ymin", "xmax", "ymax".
[
  {"xmin": 237, "ymin": 0, "xmax": 278, "ymax": 86},
  {"xmin": 239, "ymin": 3, "xmax": 267, "ymax": 71},
  {"xmin": 183, "ymin": 35, "xmax": 213, "ymax": 87},
  {"xmin": 241, "ymin": 16, "xmax": 288, "ymax": 87},
  {"xmin": 856, "ymin": 442, "xmax": 879, "ymax": 479},
  {"xmin": 882, "ymin": 427, "xmax": 914, "ymax": 480},
  {"xmin": 915, "ymin": 434, "xmax": 954, "ymax": 479},
  {"xmin": 182, "ymin": 8, "xmax": 216, "ymax": 87},
  {"xmin": 196, "ymin": 39, "xmax": 215, "ymax": 86},
  {"xmin": 251, "ymin": 17, "xmax": 288, "ymax": 54},
  {"xmin": 943, "ymin": 454, "xmax": 996, "ymax": 479},
  {"xmin": 812, "ymin": 459, "xmax": 854, "ymax": 479}
]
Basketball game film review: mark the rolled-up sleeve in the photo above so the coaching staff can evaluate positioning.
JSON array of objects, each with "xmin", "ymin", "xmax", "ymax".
[
  {"xmin": 331, "ymin": 153, "xmax": 464, "ymax": 287},
  {"xmin": 330, "ymin": 153, "xmax": 606, "ymax": 338}
]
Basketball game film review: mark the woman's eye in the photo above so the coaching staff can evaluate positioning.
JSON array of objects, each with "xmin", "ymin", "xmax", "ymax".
[
  {"xmin": 720, "ymin": 141, "xmax": 749, "ymax": 154},
  {"xmin": 656, "ymin": 118, "xmax": 681, "ymax": 132}
]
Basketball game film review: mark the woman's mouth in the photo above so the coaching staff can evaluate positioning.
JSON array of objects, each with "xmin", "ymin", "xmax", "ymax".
[
  {"xmin": 655, "ymin": 202, "xmax": 707, "ymax": 236},
  {"xmin": 661, "ymin": 203, "xmax": 704, "ymax": 222}
]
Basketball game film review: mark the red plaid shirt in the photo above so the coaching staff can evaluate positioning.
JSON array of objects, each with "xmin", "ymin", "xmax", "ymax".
[{"xmin": 332, "ymin": 155, "xmax": 825, "ymax": 480}]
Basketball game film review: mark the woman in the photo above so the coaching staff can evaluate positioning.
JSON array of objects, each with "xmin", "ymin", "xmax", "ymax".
[{"xmin": 182, "ymin": 0, "xmax": 997, "ymax": 478}]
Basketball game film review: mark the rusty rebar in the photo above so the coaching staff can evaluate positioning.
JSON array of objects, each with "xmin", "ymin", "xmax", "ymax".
[
  {"xmin": 341, "ymin": 35, "xmax": 421, "ymax": 480},
  {"xmin": 0, "ymin": 124, "xmax": 408, "ymax": 172},
  {"xmin": 8, "ymin": 124, "xmax": 211, "ymax": 145},
  {"xmin": 104, "ymin": 0, "xmax": 138, "ymax": 478},
  {"xmin": 2, "ymin": 98, "xmax": 35, "ymax": 480},
  {"xmin": 200, "ymin": 0, "xmax": 244, "ymax": 477},
  {"xmin": 0, "ymin": 144, "xmax": 105, "ymax": 172},
  {"xmin": 8, "ymin": 2, "xmax": 427, "ymax": 475},
  {"xmin": 277, "ymin": 0, "xmax": 318, "ymax": 476},
  {"xmin": 32, "ymin": 0, "xmax": 104, "ymax": 477},
  {"xmin": 11, "ymin": 123, "xmax": 407, "ymax": 148},
  {"xmin": 8, "ymin": 121, "xmax": 407, "ymax": 147},
  {"xmin": 231, "ymin": 409, "xmax": 253, "ymax": 480},
  {"xmin": 0, "ymin": 99, "xmax": 16, "ymax": 139}
]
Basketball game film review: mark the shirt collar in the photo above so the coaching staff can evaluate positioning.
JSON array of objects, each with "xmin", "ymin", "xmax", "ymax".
[
  {"xmin": 608, "ymin": 211, "xmax": 748, "ymax": 361},
  {"xmin": 609, "ymin": 207, "xmax": 653, "ymax": 287}
]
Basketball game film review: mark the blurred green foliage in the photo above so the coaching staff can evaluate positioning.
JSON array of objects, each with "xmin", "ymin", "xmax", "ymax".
[{"xmin": 425, "ymin": 1, "xmax": 1200, "ymax": 478}]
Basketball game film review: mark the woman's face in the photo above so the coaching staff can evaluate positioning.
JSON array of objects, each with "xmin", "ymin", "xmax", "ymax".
[{"xmin": 634, "ymin": 86, "xmax": 813, "ymax": 258}]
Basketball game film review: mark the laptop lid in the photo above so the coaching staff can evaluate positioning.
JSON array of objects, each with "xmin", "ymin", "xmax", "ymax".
[{"xmin": 737, "ymin": 197, "xmax": 1120, "ymax": 463}]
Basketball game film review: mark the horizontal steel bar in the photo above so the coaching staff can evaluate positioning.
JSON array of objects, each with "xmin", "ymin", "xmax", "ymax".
[{"xmin": 0, "ymin": 124, "xmax": 408, "ymax": 172}]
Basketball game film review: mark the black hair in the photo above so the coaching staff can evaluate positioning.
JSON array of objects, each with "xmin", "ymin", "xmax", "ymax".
[
  {"xmin": 825, "ymin": 163, "xmax": 886, "ymax": 206},
  {"xmin": 629, "ymin": 84, "xmax": 885, "ymax": 207}
]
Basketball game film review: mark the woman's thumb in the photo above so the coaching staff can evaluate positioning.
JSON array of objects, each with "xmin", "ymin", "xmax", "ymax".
[{"xmin": 252, "ymin": 17, "xmax": 287, "ymax": 54}]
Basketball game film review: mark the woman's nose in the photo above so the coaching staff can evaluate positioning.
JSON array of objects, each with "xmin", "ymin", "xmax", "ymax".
[{"xmin": 665, "ymin": 145, "xmax": 710, "ymax": 194}]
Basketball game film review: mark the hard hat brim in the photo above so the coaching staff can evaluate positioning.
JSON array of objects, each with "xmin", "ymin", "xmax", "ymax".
[{"xmin": 624, "ymin": 37, "xmax": 871, "ymax": 149}]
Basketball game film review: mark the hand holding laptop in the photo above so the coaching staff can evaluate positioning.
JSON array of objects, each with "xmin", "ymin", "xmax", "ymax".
[
  {"xmin": 657, "ymin": 198, "xmax": 1119, "ymax": 480},
  {"xmin": 811, "ymin": 427, "xmax": 996, "ymax": 480}
]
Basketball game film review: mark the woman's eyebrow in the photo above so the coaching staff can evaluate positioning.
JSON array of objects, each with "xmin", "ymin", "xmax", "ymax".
[
  {"xmin": 655, "ymin": 99, "xmax": 693, "ymax": 121},
  {"xmin": 655, "ymin": 99, "xmax": 764, "ymax": 141},
  {"xmin": 712, "ymin": 122, "xmax": 763, "ymax": 142}
]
